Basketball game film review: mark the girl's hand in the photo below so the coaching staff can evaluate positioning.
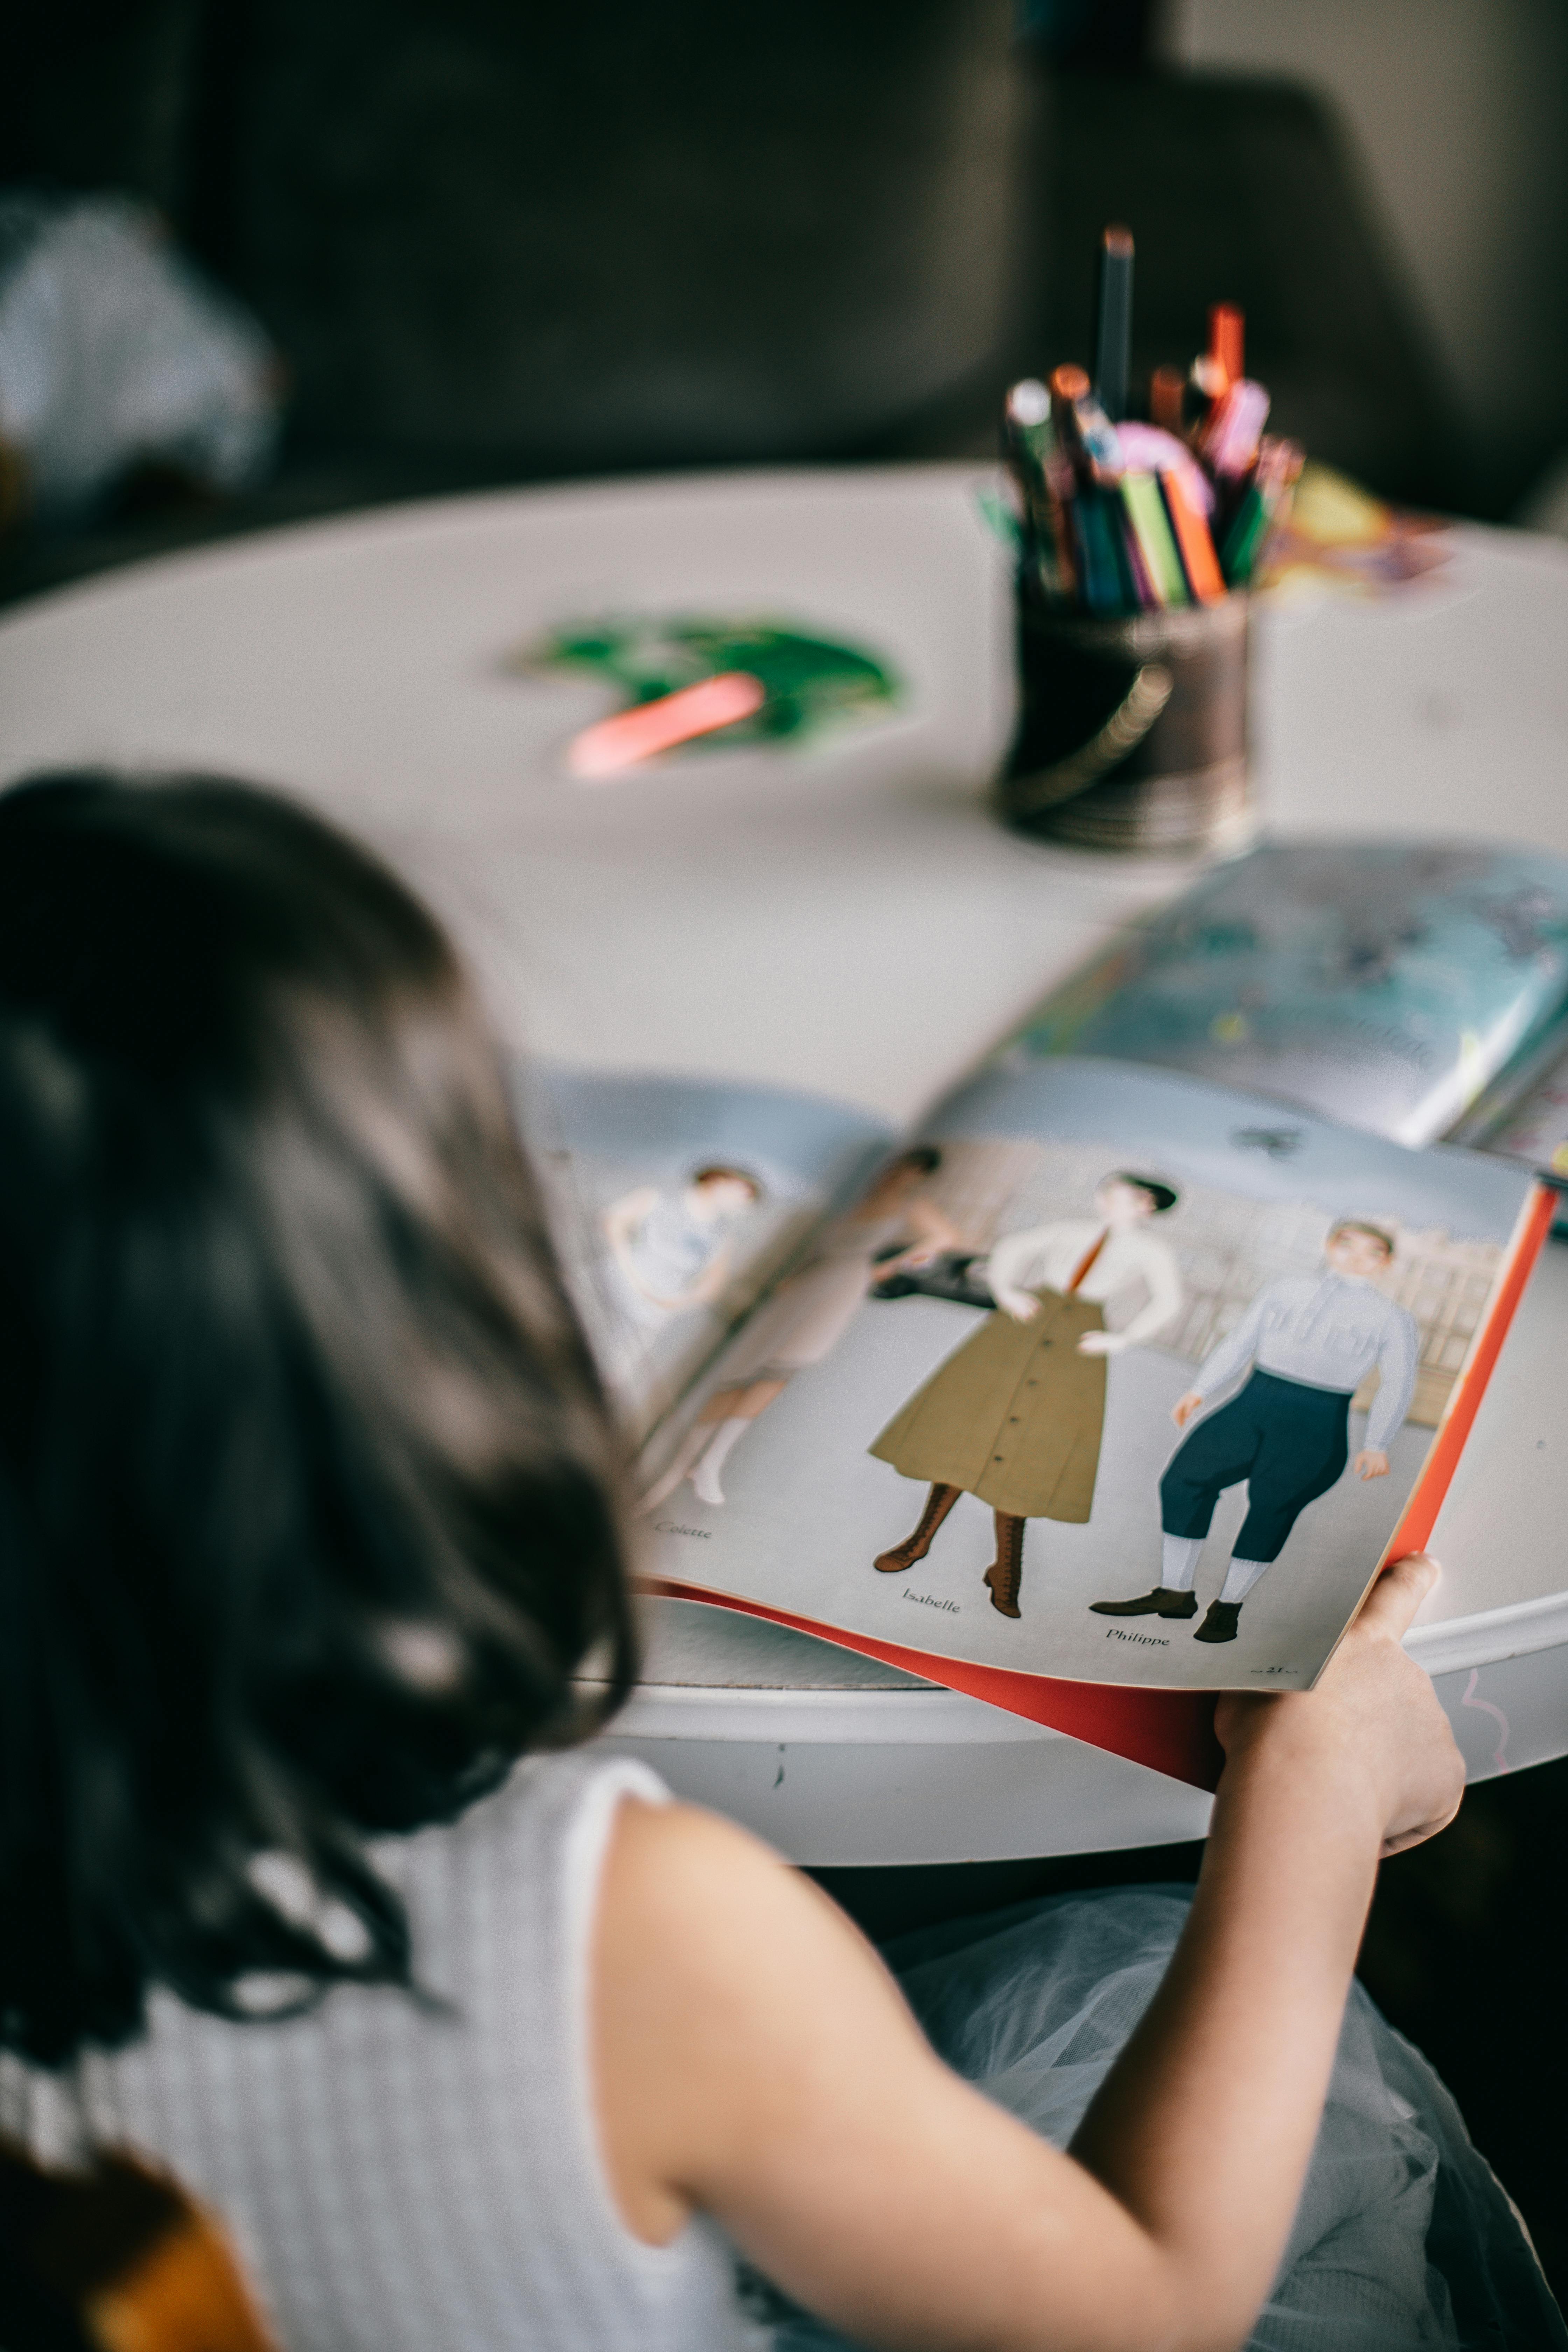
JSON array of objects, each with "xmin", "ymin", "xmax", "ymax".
[
  {"xmin": 1171, "ymin": 1389, "xmax": 1204, "ymax": 1427},
  {"xmin": 1215, "ymin": 1552, "xmax": 1463, "ymax": 1858}
]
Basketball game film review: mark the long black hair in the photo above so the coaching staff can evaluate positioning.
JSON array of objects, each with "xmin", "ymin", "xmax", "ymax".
[{"xmin": 0, "ymin": 772, "xmax": 638, "ymax": 2066}]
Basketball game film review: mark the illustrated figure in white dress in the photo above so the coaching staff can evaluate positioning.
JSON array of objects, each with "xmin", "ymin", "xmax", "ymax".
[
  {"xmin": 1092, "ymin": 1220, "xmax": 1419, "ymax": 1645},
  {"xmin": 602, "ymin": 1166, "xmax": 762, "ymax": 1328},
  {"xmin": 639, "ymin": 1146, "xmax": 960, "ymax": 1511}
]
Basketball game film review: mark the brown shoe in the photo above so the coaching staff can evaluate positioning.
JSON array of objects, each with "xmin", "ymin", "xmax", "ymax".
[
  {"xmin": 1194, "ymin": 1600, "xmax": 1241, "ymax": 1644},
  {"xmin": 875, "ymin": 1482, "xmax": 961, "ymax": 1573},
  {"xmin": 1090, "ymin": 1588, "xmax": 1199, "ymax": 1620},
  {"xmin": 982, "ymin": 1512, "xmax": 1026, "ymax": 1617}
]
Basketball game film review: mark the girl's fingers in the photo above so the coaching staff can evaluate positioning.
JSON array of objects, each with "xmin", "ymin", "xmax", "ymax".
[{"xmin": 1356, "ymin": 1552, "xmax": 1441, "ymax": 1640}]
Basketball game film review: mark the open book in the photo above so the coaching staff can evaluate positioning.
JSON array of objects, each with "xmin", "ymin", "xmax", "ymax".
[{"xmin": 524, "ymin": 865, "xmax": 1559, "ymax": 1793}]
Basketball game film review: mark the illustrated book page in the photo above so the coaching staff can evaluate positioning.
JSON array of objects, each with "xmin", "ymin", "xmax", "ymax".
[
  {"xmin": 637, "ymin": 1059, "xmax": 1550, "ymax": 1702},
  {"xmin": 517, "ymin": 1063, "xmax": 894, "ymax": 1446}
]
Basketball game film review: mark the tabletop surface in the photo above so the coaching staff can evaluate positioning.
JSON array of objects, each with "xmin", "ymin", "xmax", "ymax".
[{"xmin": 4, "ymin": 462, "xmax": 1566, "ymax": 1704}]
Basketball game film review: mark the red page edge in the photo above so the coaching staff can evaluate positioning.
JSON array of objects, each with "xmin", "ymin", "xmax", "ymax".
[
  {"xmin": 1386, "ymin": 1177, "xmax": 1556, "ymax": 1557},
  {"xmin": 637, "ymin": 1178, "xmax": 1556, "ymax": 1803},
  {"xmin": 638, "ymin": 1577, "xmax": 1226, "ymax": 1793}
]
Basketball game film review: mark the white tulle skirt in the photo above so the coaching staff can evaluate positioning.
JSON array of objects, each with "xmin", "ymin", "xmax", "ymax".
[{"xmin": 762, "ymin": 1888, "xmax": 1566, "ymax": 2351}]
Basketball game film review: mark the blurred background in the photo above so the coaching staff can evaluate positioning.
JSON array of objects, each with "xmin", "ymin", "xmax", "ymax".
[
  {"xmin": 5, "ymin": 0, "xmax": 1568, "ymax": 2300},
  {"xmin": 3, "ymin": 0, "xmax": 1567, "ymax": 605}
]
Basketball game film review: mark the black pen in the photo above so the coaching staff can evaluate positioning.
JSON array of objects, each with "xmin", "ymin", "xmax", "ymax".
[{"xmin": 1093, "ymin": 225, "xmax": 1135, "ymax": 424}]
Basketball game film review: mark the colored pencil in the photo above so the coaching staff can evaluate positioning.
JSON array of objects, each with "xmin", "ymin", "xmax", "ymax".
[{"xmin": 1121, "ymin": 472, "xmax": 1191, "ymax": 607}]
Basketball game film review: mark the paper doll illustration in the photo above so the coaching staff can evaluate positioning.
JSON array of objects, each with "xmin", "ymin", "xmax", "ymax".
[
  {"xmin": 869, "ymin": 1174, "xmax": 1183, "ymax": 1617},
  {"xmin": 1092, "ymin": 1220, "xmax": 1419, "ymax": 1644},
  {"xmin": 640, "ymin": 1148, "xmax": 960, "ymax": 1510},
  {"xmin": 603, "ymin": 1166, "xmax": 763, "ymax": 1328}
]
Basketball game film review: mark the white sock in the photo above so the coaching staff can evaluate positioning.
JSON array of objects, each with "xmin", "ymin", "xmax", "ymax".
[
  {"xmin": 635, "ymin": 1424, "xmax": 710, "ymax": 1514},
  {"xmin": 690, "ymin": 1418, "xmax": 750, "ymax": 1507},
  {"xmin": 1219, "ymin": 1556, "xmax": 1270, "ymax": 1605},
  {"xmin": 1161, "ymin": 1534, "xmax": 1204, "ymax": 1592}
]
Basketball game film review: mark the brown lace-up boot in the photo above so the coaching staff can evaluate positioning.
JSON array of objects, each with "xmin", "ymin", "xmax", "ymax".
[
  {"xmin": 874, "ymin": 1482, "xmax": 961, "ymax": 1572},
  {"xmin": 982, "ymin": 1512, "xmax": 1026, "ymax": 1617}
]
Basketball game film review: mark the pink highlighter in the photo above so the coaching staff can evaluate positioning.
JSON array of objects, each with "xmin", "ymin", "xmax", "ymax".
[
  {"xmin": 567, "ymin": 671, "xmax": 767, "ymax": 779},
  {"xmin": 1200, "ymin": 380, "xmax": 1271, "ymax": 480}
]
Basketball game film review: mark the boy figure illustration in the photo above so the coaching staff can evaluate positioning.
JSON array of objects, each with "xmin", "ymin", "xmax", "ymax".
[
  {"xmin": 1092, "ymin": 1221, "xmax": 1418, "ymax": 1645},
  {"xmin": 869, "ymin": 1173, "xmax": 1182, "ymax": 1619}
]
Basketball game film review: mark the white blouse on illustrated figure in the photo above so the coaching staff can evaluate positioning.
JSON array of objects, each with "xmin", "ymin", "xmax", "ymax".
[{"xmin": 985, "ymin": 1219, "xmax": 1183, "ymax": 1345}]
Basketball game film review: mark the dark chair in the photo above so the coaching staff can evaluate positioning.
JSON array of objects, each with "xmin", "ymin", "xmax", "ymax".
[
  {"xmin": 0, "ymin": 4, "xmax": 1476, "ymax": 605},
  {"xmin": 191, "ymin": 0, "xmax": 1028, "ymax": 477},
  {"xmin": 0, "ymin": 0, "xmax": 1036, "ymax": 601}
]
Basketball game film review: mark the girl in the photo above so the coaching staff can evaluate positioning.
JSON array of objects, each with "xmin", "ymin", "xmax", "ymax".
[{"xmin": 0, "ymin": 771, "xmax": 1553, "ymax": 2352}]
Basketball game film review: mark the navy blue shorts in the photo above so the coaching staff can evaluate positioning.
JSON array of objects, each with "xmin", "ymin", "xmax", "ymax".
[{"xmin": 1160, "ymin": 1370, "xmax": 1351, "ymax": 1563}]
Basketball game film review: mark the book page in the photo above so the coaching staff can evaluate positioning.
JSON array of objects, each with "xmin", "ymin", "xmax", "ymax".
[
  {"xmin": 639, "ymin": 1059, "xmax": 1540, "ymax": 1692},
  {"xmin": 516, "ymin": 1064, "xmax": 894, "ymax": 1443}
]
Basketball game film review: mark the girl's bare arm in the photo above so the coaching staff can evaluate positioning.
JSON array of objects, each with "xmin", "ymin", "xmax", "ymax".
[{"xmin": 592, "ymin": 1555, "xmax": 1461, "ymax": 2352}]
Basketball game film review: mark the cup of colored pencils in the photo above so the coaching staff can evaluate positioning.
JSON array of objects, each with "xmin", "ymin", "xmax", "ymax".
[{"xmin": 997, "ymin": 229, "xmax": 1302, "ymax": 854}]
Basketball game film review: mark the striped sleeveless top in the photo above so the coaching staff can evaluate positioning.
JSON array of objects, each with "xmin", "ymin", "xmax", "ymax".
[{"xmin": 0, "ymin": 1751, "xmax": 759, "ymax": 2352}]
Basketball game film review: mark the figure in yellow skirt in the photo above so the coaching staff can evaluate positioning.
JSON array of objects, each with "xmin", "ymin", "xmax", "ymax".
[{"xmin": 868, "ymin": 1174, "xmax": 1183, "ymax": 1617}]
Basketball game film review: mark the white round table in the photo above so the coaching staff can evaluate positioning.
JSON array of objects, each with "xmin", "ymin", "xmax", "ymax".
[{"xmin": 3, "ymin": 463, "xmax": 1566, "ymax": 1862}]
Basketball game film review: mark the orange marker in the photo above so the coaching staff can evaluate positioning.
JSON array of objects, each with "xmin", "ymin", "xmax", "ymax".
[
  {"xmin": 1208, "ymin": 303, "xmax": 1245, "ymax": 389},
  {"xmin": 567, "ymin": 671, "xmax": 766, "ymax": 779},
  {"xmin": 1159, "ymin": 468, "xmax": 1227, "ymax": 603}
]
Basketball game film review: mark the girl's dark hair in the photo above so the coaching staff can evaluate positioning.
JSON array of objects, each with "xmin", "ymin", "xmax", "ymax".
[{"xmin": 0, "ymin": 772, "xmax": 638, "ymax": 2066}]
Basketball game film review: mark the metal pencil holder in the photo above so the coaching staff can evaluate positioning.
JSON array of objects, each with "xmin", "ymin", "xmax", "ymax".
[{"xmin": 997, "ymin": 583, "xmax": 1251, "ymax": 854}]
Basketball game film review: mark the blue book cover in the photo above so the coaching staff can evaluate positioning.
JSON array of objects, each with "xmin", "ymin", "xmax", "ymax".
[{"xmin": 1002, "ymin": 839, "xmax": 1568, "ymax": 1147}]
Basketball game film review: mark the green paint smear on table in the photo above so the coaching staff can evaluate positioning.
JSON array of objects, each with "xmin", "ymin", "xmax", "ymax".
[{"xmin": 515, "ymin": 616, "xmax": 902, "ymax": 748}]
